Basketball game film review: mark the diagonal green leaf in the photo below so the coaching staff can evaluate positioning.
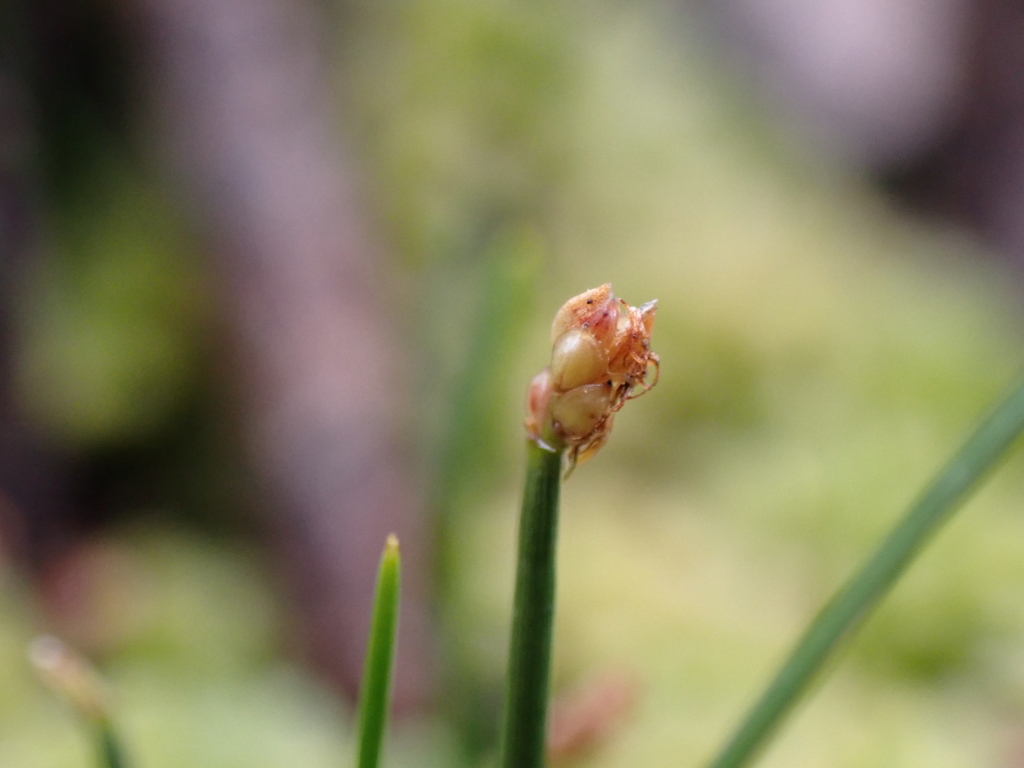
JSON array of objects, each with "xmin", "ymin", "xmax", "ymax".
[{"xmin": 706, "ymin": 377, "xmax": 1024, "ymax": 768}]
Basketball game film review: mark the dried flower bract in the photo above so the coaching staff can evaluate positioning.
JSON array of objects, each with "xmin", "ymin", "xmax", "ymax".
[{"xmin": 526, "ymin": 284, "xmax": 659, "ymax": 473}]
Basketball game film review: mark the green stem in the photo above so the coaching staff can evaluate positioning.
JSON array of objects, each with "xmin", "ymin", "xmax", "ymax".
[
  {"xmin": 500, "ymin": 439, "xmax": 564, "ymax": 768},
  {"xmin": 356, "ymin": 535, "xmax": 402, "ymax": 768},
  {"xmin": 706, "ymin": 378, "xmax": 1024, "ymax": 768}
]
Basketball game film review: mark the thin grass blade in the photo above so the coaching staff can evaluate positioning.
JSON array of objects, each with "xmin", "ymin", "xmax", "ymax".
[
  {"xmin": 706, "ymin": 378, "xmax": 1024, "ymax": 768},
  {"xmin": 356, "ymin": 534, "xmax": 402, "ymax": 768}
]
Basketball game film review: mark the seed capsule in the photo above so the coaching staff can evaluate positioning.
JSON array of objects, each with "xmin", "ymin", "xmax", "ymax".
[
  {"xmin": 550, "ymin": 284, "xmax": 619, "ymax": 348},
  {"xmin": 550, "ymin": 383, "xmax": 613, "ymax": 440},
  {"xmin": 607, "ymin": 299, "xmax": 658, "ymax": 384},
  {"xmin": 525, "ymin": 368, "xmax": 554, "ymax": 441},
  {"xmin": 574, "ymin": 421, "xmax": 611, "ymax": 466},
  {"xmin": 551, "ymin": 329, "xmax": 608, "ymax": 391}
]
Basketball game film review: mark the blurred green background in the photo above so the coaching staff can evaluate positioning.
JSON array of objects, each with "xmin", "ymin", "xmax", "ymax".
[{"xmin": 5, "ymin": 0, "xmax": 1024, "ymax": 766}]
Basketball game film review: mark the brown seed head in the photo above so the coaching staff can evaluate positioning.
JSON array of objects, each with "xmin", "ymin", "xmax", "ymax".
[{"xmin": 526, "ymin": 285, "xmax": 659, "ymax": 473}]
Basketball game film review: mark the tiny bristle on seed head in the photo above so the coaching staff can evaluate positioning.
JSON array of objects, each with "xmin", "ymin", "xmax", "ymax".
[{"xmin": 638, "ymin": 300, "xmax": 658, "ymax": 333}]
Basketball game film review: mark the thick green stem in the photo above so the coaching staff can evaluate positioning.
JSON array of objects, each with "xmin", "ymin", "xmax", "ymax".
[
  {"xmin": 500, "ymin": 439, "xmax": 564, "ymax": 768},
  {"xmin": 356, "ymin": 535, "xmax": 402, "ymax": 768},
  {"xmin": 706, "ymin": 379, "xmax": 1024, "ymax": 768}
]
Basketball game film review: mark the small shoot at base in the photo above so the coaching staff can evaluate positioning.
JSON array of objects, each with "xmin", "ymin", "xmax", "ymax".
[
  {"xmin": 29, "ymin": 635, "xmax": 130, "ymax": 768},
  {"xmin": 356, "ymin": 534, "xmax": 402, "ymax": 768}
]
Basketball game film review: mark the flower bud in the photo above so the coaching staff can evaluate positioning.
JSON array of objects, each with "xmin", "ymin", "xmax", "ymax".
[{"xmin": 551, "ymin": 329, "xmax": 608, "ymax": 391}]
